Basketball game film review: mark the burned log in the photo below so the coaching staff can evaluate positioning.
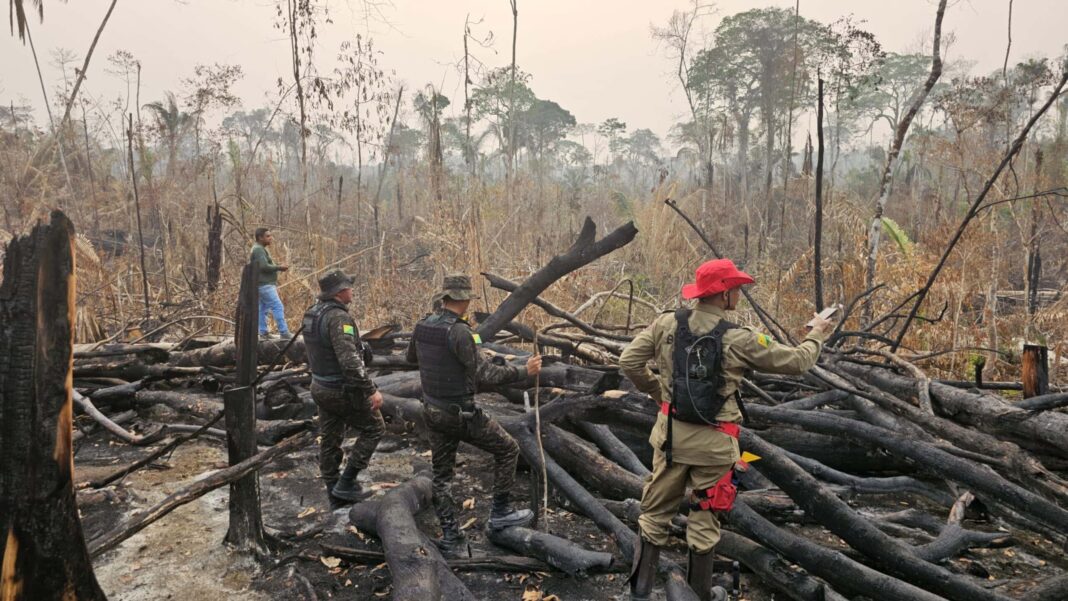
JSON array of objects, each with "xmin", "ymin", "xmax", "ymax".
[
  {"xmin": 741, "ymin": 430, "xmax": 1011, "ymax": 601},
  {"xmin": 485, "ymin": 526, "xmax": 614, "ymax": 575},
  {"xmin": 348, "ymin": 476, "xmax": 476, "ymax": 601},
  {"xmin": 0, "ymin": 211, "xmax": 106, "ymax": 599}
]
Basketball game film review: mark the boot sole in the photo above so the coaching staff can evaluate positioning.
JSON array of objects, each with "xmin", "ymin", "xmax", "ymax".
[{"xmin": 331, "ymin": 489, "xmax": 374, "ymax": 502}]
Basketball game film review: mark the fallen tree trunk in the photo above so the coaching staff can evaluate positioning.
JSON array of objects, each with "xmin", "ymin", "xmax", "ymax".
[
  {"xmin": 319, "ymin": 543, "xmax": 577, "ymax": 573},
  {"xmin": 839, "ymin": 360, "xmax": 1068, "ymax": 458},
  {"xmin": 745, "ymin": 404, "xmax": 1068, "ymax": 544},
  {"xmin": 573, "ymin": 421, "xmax": 650, "ymax": 477},
  {"xmin": 485, "ymin": 525, "xmax": 614, "ymax": 575},
  {"xmin": 741, "ymin": 430, "xmax": 1011, "ymax": 601},
  {"xmin": 347, "ymin": 476, "xmax": 476, "ymax": 601}
]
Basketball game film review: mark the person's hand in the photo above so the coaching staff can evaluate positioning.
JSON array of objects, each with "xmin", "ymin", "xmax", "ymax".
[
  {"xmin": 807, "ymin": 314, "xmax": 834, "ymax": 338},
  {"xmin": 278, "ymin": 265, "xmax": 289, "ymax": 272},
  {"xmin": 526, "ymin": 355, "xmax": 543, "ymax": 376},
  {"xmin": 369, "ymin": 390, "xmax": 383, "ymax": 411}
]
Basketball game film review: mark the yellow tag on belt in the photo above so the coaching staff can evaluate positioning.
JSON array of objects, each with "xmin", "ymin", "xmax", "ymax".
[
  {"xmin": 342, "ymin": 324, "xmax": 355, "ymax": 336},
  {"xmin": 757, "ymin": 334, "xmax": 770, "ymax": 348},
  {"xmin": 472, "ymin": 333, "xmax": 482, "ymax": 344}
]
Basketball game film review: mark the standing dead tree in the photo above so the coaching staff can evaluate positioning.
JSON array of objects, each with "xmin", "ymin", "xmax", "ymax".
[
  {"xmin": 863, "ymin": 0, "xmax": 946, "ymax": 323},
  {"xmin": 223, "ymin": 261, "xmax": 270, "ymax": 554},
  {"xmin": 0, "ymin": 211, "xmax": 106, "ymax": 600}
]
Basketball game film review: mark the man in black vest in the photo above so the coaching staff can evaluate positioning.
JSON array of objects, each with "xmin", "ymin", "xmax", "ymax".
[
  {"xmin": 406, "ymin": 273, "xmax": 542, "ymax": 554},
  {"xmin": 303, "ymin": 270, "xmax": 384, "ymax": 507}
]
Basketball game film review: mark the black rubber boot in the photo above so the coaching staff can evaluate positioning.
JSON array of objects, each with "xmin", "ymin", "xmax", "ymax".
[
  {"xmin": 331, "ymin": 465, "xmax": 372, "ymax": 502},
  {"xmin": 433, "ymin": 519, "xmax": 468, "ymax": 557},
  {"xmin": 687, "ymin": 548, "xmax": 728, "ymax": 601},
  {"xmin": 627, "ymin": 537, "xmax": 660, "ymax": 601},
  {"xmin": 487, "ymin": 493, "xmax": 534, "ymax": 530}
]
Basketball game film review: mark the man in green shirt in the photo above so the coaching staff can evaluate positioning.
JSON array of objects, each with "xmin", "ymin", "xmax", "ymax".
[{"xmin": 250, "ymin": 228, "xmax": 291, "ymax": 338}]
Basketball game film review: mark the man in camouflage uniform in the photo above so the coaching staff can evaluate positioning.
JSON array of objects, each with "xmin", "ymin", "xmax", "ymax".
[
  {"xmin": 619, "ymin": 258, "xmax": 834, "ymax": 601},
  {"xmin": 405, "ymin": 274, "xmax": 543, "ymax": 554},
  {"xmin": 302, "ymin": 270, "xmax": 384, "ymax": 507}
]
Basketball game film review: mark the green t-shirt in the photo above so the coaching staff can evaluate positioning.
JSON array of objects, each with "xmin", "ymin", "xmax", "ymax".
[{"xmin": 250, "ymin": 243, "xmax": 281, "ymax": 286}]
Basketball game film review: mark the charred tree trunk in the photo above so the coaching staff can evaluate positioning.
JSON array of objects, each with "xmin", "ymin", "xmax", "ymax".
[
  {"xmin": 206, "ymin": 202, "xmax": 223, "ymax": 293},
  {"xmin": 1022, "ymin": 344, "xmax": 1049, "ymax": 398},
  {"xmin": 0, "ymin": 211, "xmax": 106, "ymax": 600},
  {"xmin": 476, "ymin": 217, "xmax": 638, "ymax": 340},
  {"xmin": 223, "ymin": 262, "xmax": 268, "ymax": 554}
]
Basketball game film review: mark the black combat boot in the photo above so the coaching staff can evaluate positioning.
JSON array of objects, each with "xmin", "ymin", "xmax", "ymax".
[
  {"xmin": 687, "ymin": 548, "xmax": 728, "ymax": 601},
  {"xmin": 433, "ymin": 518, "xmax": 468, "ymax": 557},
  {"xmin": 487, "ymin": 493, "xmax": 534, "ymax": 530},
  {"xmin": 627, "ymin": 537, "xmax": 660, "ymax": 601},
  {"xmin": 324, "ymin": 478, "xmax": 346, "ymax": 510},
  {"xmin": 331, "ymin": 465, "xmax": 372, "ymax": 502}
]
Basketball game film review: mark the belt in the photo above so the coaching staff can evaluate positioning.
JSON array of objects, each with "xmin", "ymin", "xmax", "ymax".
[
  {"xmin": 312, "ymin": 377, "xmax": 344, "ymax": 390},
  {"xmin": 660, "ymin": 402, "xmax": 740, "ymax": 438},
  {"xmin": 423, "ymin": 394, "xmax": 475, "ymax": 414}
]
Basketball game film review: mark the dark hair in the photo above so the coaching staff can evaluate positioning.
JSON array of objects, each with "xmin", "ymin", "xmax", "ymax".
[{"xmin": 254, "ymin": 227, "xmax": 270, "ymax": 241}]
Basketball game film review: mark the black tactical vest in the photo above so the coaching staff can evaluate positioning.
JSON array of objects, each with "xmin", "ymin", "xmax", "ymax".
[
  {"xmin": 669, "ymin": 308, "xmax": 738, "ymax": 425},
  {"xmin": 302, "ymin": 300, "xmax": 347, "ymax": 381},
  {"xmin": 413, "ymin": 312, "xmax": 473, "ymax": 402}
]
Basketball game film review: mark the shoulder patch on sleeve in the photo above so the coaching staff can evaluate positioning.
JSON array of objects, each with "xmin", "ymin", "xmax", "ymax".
[
  {"xmin": 342, "ymin": 324, "xmax": 355, "ymax": 336},
  {"xmin": 756, "ymin": 333, "xmax": 771, "ymax": 348},
  {"xmin": 472, "ymin": 333, "xmax": 482, "ymax": 344}
]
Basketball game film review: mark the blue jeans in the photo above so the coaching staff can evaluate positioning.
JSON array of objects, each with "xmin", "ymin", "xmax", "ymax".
[{"xmin": 258, "ymin": 284, "xmax": 290, "ymax": 336}]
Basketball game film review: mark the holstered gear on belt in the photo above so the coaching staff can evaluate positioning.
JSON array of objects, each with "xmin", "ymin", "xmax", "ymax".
[
  {"xmin": 689, "ymin": 440, "xmax": 750, "ymax": 514},
  {"xmin": 661, "ymin": 308, "xmax": 739, "ymax": 466},
  {"xmin": 413, "ymin": 313, "xmax": 474, "ymax": 401},
  {"xmin": 627, "ymin": 537, "xmax": 660, "ymax": 601},
  {"xmin": 303, "ymin": 300, "xmax": 347, "ymax": 383}
]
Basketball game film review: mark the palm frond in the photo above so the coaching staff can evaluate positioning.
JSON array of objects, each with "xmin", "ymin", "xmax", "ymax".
[{"xmin": 10, "ymin": 0, "xmax": 44, "ymax": 42}]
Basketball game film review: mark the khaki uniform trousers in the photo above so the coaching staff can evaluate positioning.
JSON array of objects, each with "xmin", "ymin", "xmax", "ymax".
[{"xmin": 637, "ymin": 448, "xmax": 733, "ymax": 553}]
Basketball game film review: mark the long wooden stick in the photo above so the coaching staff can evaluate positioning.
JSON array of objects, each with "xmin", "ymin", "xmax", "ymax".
[
  {"xmin": 88, "ymin": 430, "xmax": 312, "ymax": 558},
  {"xmin": 533, "ymin": 328, "xmax": 549, "ymax": 528}
]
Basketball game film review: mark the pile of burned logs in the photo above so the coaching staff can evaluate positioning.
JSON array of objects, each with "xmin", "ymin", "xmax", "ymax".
[{"xmin": 64, "ymin": 216, "xmax": 1068, "ymax": 600}]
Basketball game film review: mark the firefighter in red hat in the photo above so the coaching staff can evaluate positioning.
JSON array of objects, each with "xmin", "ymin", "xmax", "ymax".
[{"xmin": 619, "ymin": 258, "xmax": 834, "ymax": 601}]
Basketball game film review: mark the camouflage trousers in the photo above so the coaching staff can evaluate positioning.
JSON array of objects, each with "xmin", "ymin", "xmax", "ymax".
[
  {"xmin": 423, "ymin": 402, "xmax": 520, "ymax": 528},
  {"xmin": 311, "ymin": 382, "xmax": 385, "ymax": 481}
]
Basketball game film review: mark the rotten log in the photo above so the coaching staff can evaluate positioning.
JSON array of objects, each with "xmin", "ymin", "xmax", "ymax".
[
  {"xmin": 347, "ymin": 476, "xmax": 476, "ymax": 601},
  {"xmin": 88, "ymin": 430, "xmax": 313, "ymax": 558},
  {"xmin": 484, "ymin": 526, "xmax": 614, "ymax": 575},
  {"xmin": 0, "ymin": 211, "xmax": 107, "ymax": 599},
  {"xmin": 477, "ymin": 217, "xmax": 639, "ymax": 340}
]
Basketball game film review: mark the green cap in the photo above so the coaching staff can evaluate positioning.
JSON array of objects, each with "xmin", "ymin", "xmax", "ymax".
[{"xmin": 434, "ymin": 273, "xmax": 479, "ymax": 302}]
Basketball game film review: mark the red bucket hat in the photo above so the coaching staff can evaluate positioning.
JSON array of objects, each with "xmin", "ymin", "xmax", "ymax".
[{"xmin": 681, "ymin": 259, "xmax": 755, "ymax": 300}]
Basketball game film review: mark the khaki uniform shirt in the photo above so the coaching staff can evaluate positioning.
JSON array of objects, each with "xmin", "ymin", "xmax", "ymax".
[{"xmin": 619, "ymin": 304, "xmax": 828, "ymax": 465}]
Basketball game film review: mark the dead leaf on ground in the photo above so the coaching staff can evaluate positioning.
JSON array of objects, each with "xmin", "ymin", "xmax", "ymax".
[
  {"xmin": 347, "ymin": 525, "xmax": 366, "ymax": 541},
  {"xmin": 320, "ymin": 556, "xmax": 341, "ymax": 569},
  {"xmin": 298, "ymin": 506, "xmax": 317, "ymax": 518},
  {"xmin": 462, "ymin": 498, "xmax": 476, "ymax": 510},
  {"xmin": 521, "ymin": 584, "xmax": 542, "ymax": 601},
  {"xmin": 460, "ymin": 517, "xmax": 478, "ymax": 530}
]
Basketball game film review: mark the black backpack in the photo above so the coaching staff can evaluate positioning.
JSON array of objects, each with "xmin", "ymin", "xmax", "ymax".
[{"xmin": 661, "ymin": 308, "xmax": 738, "ymax": 465}]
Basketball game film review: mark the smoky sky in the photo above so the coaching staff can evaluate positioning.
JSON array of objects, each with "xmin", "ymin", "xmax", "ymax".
[{"xmin": 2, "ymin": 0, "xmax": 1065, "ymax": 145}]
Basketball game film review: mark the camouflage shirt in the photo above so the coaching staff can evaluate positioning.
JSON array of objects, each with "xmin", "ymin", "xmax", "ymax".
[
  {"xmin": 322, "ymin": 308, "xmax": 377, "ymax": 397},
  {"xmin": 619, "ymin": 303, "xmax": 827, "ymax": 465}
]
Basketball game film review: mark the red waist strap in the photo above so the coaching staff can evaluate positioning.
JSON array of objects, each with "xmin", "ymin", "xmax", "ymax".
[{"xmin": 660, "ymin": 402, "xmax": 739, "ymax": 438}]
